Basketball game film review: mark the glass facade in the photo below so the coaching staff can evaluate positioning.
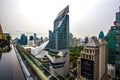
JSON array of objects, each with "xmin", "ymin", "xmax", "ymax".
[
  {"xmin": 105, "ymin": 11, "xmax": 120, "ymax": 79},
  {"xmin": 116, "ymin": 12, "xmax": 120, "ymax": 26},
  {"xmin": 20, "ymin": 34, "xmax": 27, "ymax": 45},
  {"xmin": 99, "ymin": 31, "xmax": 104, "ymax": 39},
  {"xmin": 46, "ymin": 5, "xmax": 69, "ymax": 50}
]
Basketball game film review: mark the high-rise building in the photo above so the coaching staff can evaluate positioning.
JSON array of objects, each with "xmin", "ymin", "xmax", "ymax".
[
  {"xmin": 13, "ymin": 38, "xmax": 21, "ymax": 44},
  {"xmin": 20, "ymin": 34, "xmax": 28, "ymax": 45},
  {"xmin": 45, "ymin": 5, "xmax": 69, "ymax": 77},
  {"xmin": 34, "ymin": 33, "xmax": 37, "ymax": 45},
  {"xmin": 84, "ymin": 36, "xmax": 89, "ymax": 44},
  {"xmin": 69, "ymin": 33, "xmax": 74, "ymax": 47},
  {"xmin": 77, "ymin": 36, "xmax": 107, "ymax": 80},
  {"xmin": 29, "ymin": 35, "xmax": 33, "ymax": 41},
  {"xmin": 99, "ymin": 31, "xmax": 105, "ymax": 39},
  {"xmin": 40, "ymin": 37, "xmax": 44, "ymax": 43},
  {"xmin": 73, "ymin": 37, "xmax": 80, "ymax": 47},
  {"xmin": 116, "ymin": 8, "xmax": 120, "ymax": 26},
  {"xmin": 105, "ymin": 8, "xmax": 120, "ymax": 79},
  {"xmin": 46, "ymin": 5, "xmax": 69, "ymax": 50}
]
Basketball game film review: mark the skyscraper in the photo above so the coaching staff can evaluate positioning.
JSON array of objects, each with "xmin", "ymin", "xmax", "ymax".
[
  {"xmin": 77, "ymin": 36, "xmax": 107, "ymax": 80},
  {"xmin": 20, "ymin": 34, "xmax": 28, "ymax": 45},
  {"xmin": 116, "ymin": 8, "xmax": 120, "ymax": 26},
  {"xmin": 45, "ymin": 5, "xmax": 69, "ymax": 77},
  {"xmin": 99, "ymin": 31, "xmax": 105, "ymax": 39},
  {"xmin": 46, "ymin": 5, "xmax": 69, "ymax": 50},
  {"xmin": 69, "ymin": 32, "xmax": 74, "ymax": 47},
  {"xmin": 34, "ymin": 33, "xmax": 37, "ymax": 45},
  {"xmin": 73, "ymin": 37, "xmax": 80, "ymax": 47},
  {"xmin": 105, "ymin": 7, "xmax": 120, "ymax": 79},
  {"xmin": 84, "ymin": 36, "xmax": 89, "ymax": 44},
  {"xmin": 29, "ymin": 35, "xmax": 33, "ymax": 41}
]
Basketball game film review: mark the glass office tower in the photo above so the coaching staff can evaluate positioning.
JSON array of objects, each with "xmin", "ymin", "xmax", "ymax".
[
  {"xmin": 20, "ymin": 34, "xmax": 28, "ymax": 45},
  {"xmin": 46, "ymin": 5, "xmax": 69, "ymax": 50},
  {"xmin": 45, "ymin": 5, "xmax": 70, "ymax": 77},
  {"xmin": 105, "ymin": 9, "xmax": 120, "ymax": 79}
]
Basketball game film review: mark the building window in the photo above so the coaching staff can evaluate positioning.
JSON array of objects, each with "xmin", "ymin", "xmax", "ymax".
[
  {"xmin": 83, "ymin": 54, "xmax": 85, "ymax": 58},
  {"xmin": 78, "ymin": 61, "xmax": 81, "ymax": 64},
  {"xmin": 90, "ymin": 49, "xmax": 92, "ymax": 53},
  {"xmin": 86, "ymin": 49, "xmax": 88, "ymax": 53},
  {"xmin": 86, "ymin": 55, "xmax": 88, "ymax": 59},
  {"xmin": 91, "ymin": 56, "xmax": 93, "ymax": 60},
  {"xmin": 89, "ymin": 55, "xmax": 91, "ymax": 59},
  {"xmin": 95, "ymin": 49, "xmax": 99, "ymax": 53}
]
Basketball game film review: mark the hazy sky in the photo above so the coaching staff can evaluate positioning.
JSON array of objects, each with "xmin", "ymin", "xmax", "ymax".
[{"xmin": 0, "ymin": 0, "xmax": 120, "ymax": 38}]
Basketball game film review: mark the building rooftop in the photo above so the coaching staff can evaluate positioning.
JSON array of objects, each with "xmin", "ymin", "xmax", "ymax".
[
  {"xmin": 86, "ymin": 36, "xmax": 100, "ymax": 47},
  {"xmin": 56, "ymin": 5, "xmax": 69, "ymax": 19},
  {"xmin": 48, "ymin": 52, "xmax": 61, "ymax": 59},
  {"xmin": 99, "ymin": 38, "xmax": 107, "ymax": 45}
]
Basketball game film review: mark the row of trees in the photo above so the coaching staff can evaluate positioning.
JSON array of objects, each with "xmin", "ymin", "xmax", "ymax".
[
  {"xmin": 70, "ymin": 46, "xmax": 84, "ymax": 76},
  {"xmin": 0, "ymin": 35, "xmax": 11, "ymax": 52}
]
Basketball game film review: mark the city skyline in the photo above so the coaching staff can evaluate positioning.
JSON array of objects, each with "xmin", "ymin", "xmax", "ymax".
[{"xmin": 0, "ymin": 0, "xmax": 120, "ymax": 38}]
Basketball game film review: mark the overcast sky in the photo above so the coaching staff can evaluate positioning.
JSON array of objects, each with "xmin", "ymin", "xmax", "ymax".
[{"xmin": 0, "ymin": 0, "xmax": 120, "ymax": 38}]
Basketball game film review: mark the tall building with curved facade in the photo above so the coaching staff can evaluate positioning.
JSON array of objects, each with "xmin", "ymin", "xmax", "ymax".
[
  {"xmin": 45, "ymin": 5, "xmax": 69, "ymax": 77},
  {"xmin": 46, "ymin": 5, "xmax": 69, "ymax": 50}
]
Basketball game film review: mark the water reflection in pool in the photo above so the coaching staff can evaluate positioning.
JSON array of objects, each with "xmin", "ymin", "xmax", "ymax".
[
  {"xmin": 0, "ymin": 45, "xmax": 25, "ymax": 80},
  {"xmin": 0, "ymin": 50, "xmax": 2, "ymax": 60}
]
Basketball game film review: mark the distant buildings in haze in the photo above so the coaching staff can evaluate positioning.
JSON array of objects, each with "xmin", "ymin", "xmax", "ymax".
[
  {"xmin": 99, "ymin": 31, "xmax": 105, "ymax": 39},
  {"xmin": 14, "ymin": 33, "xmax": 48, "ymax": 47},
  {"xmin": 20, "ymin": 34, "xmax": 28, "ymax": 45}
]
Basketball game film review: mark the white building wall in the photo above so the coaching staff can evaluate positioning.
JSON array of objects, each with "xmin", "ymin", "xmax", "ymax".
[
  {"xmin": 28, "ymin": 40, "xmax": 34, "ymax": 46},
  {"xmin": 47, "ymin": 50, "xmax": 69, "ymax": 77},
  {"xmin": 99, "ymin": 39, "xmax": 107, "ymax": 80},
  {"xmin": 107, "ymin": 64, "xmax": 116, "ymax": 78},
  {"xmin": 31, "ymin": 41, "xmax": 48, "ymax": 55},
  {"xmin": 99, "ymin": 45, "xmax": 105, "ymax": 79}
]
